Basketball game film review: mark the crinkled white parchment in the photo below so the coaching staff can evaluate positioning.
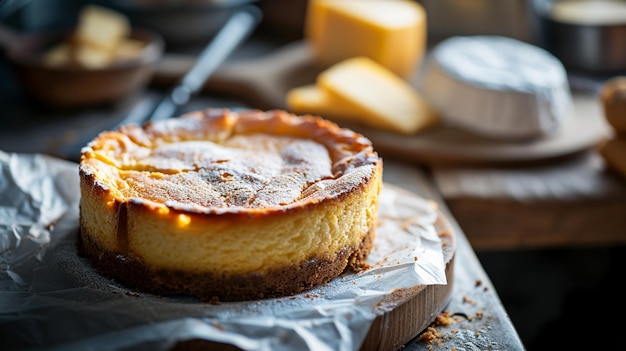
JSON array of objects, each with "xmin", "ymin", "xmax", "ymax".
[{"xmin": 0, "ymin": 150, "xmax": 446, "ymax": 351}]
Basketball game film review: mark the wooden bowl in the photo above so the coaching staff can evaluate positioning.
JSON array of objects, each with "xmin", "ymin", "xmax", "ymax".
[{"xmin": 3, "ymin": 27, "xmax": 164, "ymax": 109}]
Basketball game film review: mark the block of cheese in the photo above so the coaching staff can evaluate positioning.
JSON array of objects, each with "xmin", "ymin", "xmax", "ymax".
[
  {"xmin": 286, "ymin": 84, "xmax": 358, "ymax": 121},
  {"xmin": 419, "ymin": 36, "xmax": 573, "ymax": 139},
  {"xmin": 296, "ymin": 56, "xmax": 439, "ymax": 135},
  {"xmin": 305, "ymin": 0, "xmax": 427, "ymax": 79}
]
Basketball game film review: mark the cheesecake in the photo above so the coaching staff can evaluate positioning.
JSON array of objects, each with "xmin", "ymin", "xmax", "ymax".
[{"xmin": 78, "ymin": 109, "xmax": 383, "ymax": 302}]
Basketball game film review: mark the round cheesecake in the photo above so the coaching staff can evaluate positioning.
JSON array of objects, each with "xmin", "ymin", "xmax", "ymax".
[{"xmin": 78, "ymin": 109, "xmax": 383, "ymax": 302}]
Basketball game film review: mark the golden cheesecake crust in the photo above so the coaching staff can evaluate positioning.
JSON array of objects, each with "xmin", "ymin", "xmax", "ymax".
[{"xmin": 78, "ymin": 109, "xmax": 383, "ymax": 301}]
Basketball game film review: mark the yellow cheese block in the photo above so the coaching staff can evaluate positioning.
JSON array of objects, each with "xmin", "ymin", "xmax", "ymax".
[
  {"xmin": 290, "ymin": 56, "xmax": 439, "ymax": 135},
  {"xmin": 305, "ymin": 0, "xmax": 427, "ymax": 79}
]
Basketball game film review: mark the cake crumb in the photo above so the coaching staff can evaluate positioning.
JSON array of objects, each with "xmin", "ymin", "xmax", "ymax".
[
  {"xmin": 418, "ymin": 311, "xmax": 454, "ymax": 345},
  {"xmin": 462, "ymin": 295, "xmax": 477, "ymax": 305},
  {"xmin": 433, "ymin": 311, "xmax": 453, "ymax": 326},
  {"xmin": 476, "ymin": 311, "xmax": 483, "ymax": 320},
  {"xmin": 475, "ymin": 279, "xmax": 482, "ymax": 287},
  {"xmin": 419, "ymin": 326, "xmax": 441, "ymax": 344}
]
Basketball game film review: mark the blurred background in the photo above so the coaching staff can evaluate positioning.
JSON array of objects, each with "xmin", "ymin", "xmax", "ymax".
[
  {"xmin": 1, "ymin": 1, "xmax": 625, "ymax": 350},
  {"xmin": 2, "ymin": 0, "xmax": 625, "ymax": 107}
]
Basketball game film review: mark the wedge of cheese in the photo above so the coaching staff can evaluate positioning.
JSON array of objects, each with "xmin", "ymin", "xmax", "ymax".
[
  {"xmin": 287, "ymin": 56, "xmax": 439, "ymax": 135},
  {"xmin": 305, "ymin": 0, "xmax": 427, "ymax": 79},
  {"xmin": 287, "ymin": 84, "xmax": 358, "ymax": 121}
]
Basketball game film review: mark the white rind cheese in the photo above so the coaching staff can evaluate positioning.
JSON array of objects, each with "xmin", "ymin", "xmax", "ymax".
[{"xmin": 420, "ymin": 36, "xmax": 573, "ymax": 139}]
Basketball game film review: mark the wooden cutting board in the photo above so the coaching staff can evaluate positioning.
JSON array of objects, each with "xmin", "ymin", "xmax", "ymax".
[
  {"xmin": 170, "ymin": 184, "xmax": 457, "ymax": 351},
  {"xmin": 361, "ymin": 205, "xmax": 456, "ymax": 351},
  {"xmin": 153, "ymin": 41, "xmax": 611, "ymax": 167}
]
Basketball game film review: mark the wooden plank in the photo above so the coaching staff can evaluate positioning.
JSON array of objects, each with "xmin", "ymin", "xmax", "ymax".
[
  {"xmin": 447, "ymin": 197, "xmax": 626, "ymax": 251},
  {"xmin": 433, "ymin": 151, "xmax": 626, "ymax": 250}
]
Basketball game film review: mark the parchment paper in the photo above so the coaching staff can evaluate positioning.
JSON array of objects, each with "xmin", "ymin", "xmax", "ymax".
[{"xmin": 0, "ymin": 150, "xmax": 447, "ymax": 351}]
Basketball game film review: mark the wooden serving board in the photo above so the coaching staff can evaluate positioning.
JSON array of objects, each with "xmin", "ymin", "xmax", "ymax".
[
  {"xmin": 361, "ymin": 198, "xmax": 456, "ymax": 351},
  {"xmin": 170, "ymin": 184, "xmax": 457, "ymax": 351},
  {"xmin": 153, "ymin": 41, "xmax": 611, "ymax": 166},
  {"xmin": 175, "ymin": 224, "xmax": 454, "ymax": 351}
]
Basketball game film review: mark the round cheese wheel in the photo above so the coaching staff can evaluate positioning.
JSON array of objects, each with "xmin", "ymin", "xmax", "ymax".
[{"xmin": 419, "ymin": 36, "xmax": 573, "ymax": 140}]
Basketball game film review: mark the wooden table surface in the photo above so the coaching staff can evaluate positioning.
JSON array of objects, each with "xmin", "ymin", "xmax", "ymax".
[
  {"xmin": 432, "ymin": 150, "xmax": 626, "ymax": 251},
  {"xmin": 382, "ymin": 162, "xmax": 526, "ymax": 350},
  {"xmin": 0, "ymin": 52, "xmax": 526, "ymax": 351},
  {"xmin": 5, "ymin": 23, "xmax": 626, "ymax": 348},
  {"xmin": 4, "ymin": 3, "xmax": 626, "ymax": 347},
  {"xmin": 0, "ymin": 100, "xmax": 526, "ymax": 351}
]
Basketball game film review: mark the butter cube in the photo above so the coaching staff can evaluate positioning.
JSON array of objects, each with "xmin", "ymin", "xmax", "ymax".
[
  {"xmin": 305, "ymin": 0, "xmax": 427, "ymax": 79},
  {"xmin": 316, "ymin": 56, "xmax": 440, "ymax": 134},
  {"xmin": 75, "ymin": 4, "xmax": 130, "ymax": 52}
]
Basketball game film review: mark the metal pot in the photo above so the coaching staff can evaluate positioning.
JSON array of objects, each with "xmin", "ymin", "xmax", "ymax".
[{"xmin": 535, "ymin": 0, "xmax": 626, "ymax": 74}]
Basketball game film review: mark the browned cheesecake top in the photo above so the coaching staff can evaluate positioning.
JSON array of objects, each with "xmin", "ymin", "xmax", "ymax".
[{"xmin": 80, "ymin": 109, "xmax": 381, "ymax": 211}]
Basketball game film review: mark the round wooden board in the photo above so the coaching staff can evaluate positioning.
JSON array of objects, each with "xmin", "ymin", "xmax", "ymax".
[
  {"xmin": 155, "ymin": 41, "xmax": 611, "ymax": 166},
  {"xmin": 340, "ymin": 94, "xmax": 609, "ymax": 166},
  {"xmin": 172, "ymin": 184, "xmax": 457, "ymax": 351},
  {"xmin": 360, "ymin": 196, "xmax": 456, "ymax": 351}
]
